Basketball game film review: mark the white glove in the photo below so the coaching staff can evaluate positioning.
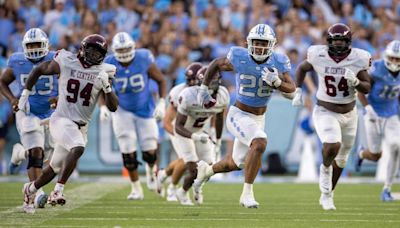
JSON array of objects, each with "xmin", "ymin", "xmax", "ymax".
[
  {"xmin": 191, "ymin": 132, "xmax": 209, "ymax": 143},
  {"xmin": 344, "ymin": 68, "xmax": 360, "ymax": 87},
  {"xmin": 261, "ymin": 67, "xmax": 282, "ymax": 88},
  {"xmin": 364, "ymin": 104, "xmax": 378, "ymax": 120},
  {"xmin": 153, "ymin": 98, "xmax": 166, "ymax": 120},
  {"xmin": 97, "ymin": 70, "xmax": 112, "ymax": 93},
  {"xmin": 100, "ymin": 105, "xmax": 111, "ymax": 121},
  {"xmin": 292, "ymin": 88, "xmax": 303, "ymax": 106},
  {"xmin": 197, "ymin": 84, "xmax": 216, "ymax": 108},
  {"xmin": 18, "ymin": 89, "xmax": 30, "ymax": 114}
]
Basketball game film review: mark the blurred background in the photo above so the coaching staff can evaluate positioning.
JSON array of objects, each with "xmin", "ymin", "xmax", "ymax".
[{"xmin": 0, "ymin": 0, "xmax": 399, "ymax": 179}]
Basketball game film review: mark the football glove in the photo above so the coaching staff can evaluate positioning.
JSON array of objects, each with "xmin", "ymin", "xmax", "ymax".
[
  {"xmin": 344, "ymin": 68, "xmax": 360, "ymax": 87},
  {"xmin": 261, "ymin": 67, "xmax": 282, "ymax": 88},
  {"xmin": 292, "ymin": 88, "xmax": 303, "ymax": 106},
  {"xmin": 18, "ymin": 89, "xmax": 30, "ymax": 114},
  {"xmin": 153, "ymin": 98, "xmax": 166, "ymax": 120},
  {"xmin": 197, "ymin": 84, "xmax": 216, "ymax": 108},
  {"xmin": 191, "ymin": 132, "xmax": 209, "ymax": 143}
]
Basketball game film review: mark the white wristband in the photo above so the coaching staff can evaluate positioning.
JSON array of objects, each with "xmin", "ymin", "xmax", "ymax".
[{"xmin": 21, "ymin": 89, "xmax": 31, "ymax": 96}]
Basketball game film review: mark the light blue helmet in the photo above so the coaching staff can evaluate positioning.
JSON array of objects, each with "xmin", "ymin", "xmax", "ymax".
[
  {"xmin": 246, "ymin": 24, "xmax": 276, "ymax": 61},
  {"xmin": 384, "ymin": 40, "xmax": 400, "ymax": 72},
  {"xmin": 22, "ymin": 28, "xmax": 49, "ymax": 60},
  {"xmin": 111, "ymin": 32, "xmax": 135, "ymax": 63}
]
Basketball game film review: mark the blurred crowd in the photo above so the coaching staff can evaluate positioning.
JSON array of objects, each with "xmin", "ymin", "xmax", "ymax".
[
  {"xmin": 0, "ymin": 0, "xmax": 399, "ymax": 85},
  {"xmin": 1, "ymin": 0, "xmax": 400, "ymax": 173}
]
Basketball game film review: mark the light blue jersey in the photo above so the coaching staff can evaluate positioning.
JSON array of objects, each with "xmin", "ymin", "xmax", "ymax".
[
  {"xmin": 227, "ymin": 47, "xmax": 291, "ymax": 107},
  {"xmin": 368, "ymin": 59, "xmax": 400, "ymax": 117},
  {"xmin": 105, "ymin": 49, "xmax": 155, "ymax": 118},
  {"xmin": 7, "ymin": 51, "xmax": 58, "ymax": 119}
]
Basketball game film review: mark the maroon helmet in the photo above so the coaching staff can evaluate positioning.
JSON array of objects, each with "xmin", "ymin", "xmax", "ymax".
[
  {"xmin": 78, "ymin": 34, "xmax": 108, "ymax": 67},
  {"xmin": 327, "ymin": 23, "xmax": 352, "ymax": 56},
  {"xmin": 185, "ymin": 62, "xmax": 203, "ymax": 86}
]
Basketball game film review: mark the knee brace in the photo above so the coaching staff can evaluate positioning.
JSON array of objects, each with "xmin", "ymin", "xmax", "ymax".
[
  {"xmin": 334, "ymin": 155, "xmax": 349, "ymax": 168},
  {"xmin": 142, "ymin": 152, "xmax": 157, "ymax": 164},
  {"xmin": 27, "ymin": 149, "xmax": 44, "ymax": 169},
  {"xmin": 122, "ymin": 153, "xmax": 141, "ymax": 171}
]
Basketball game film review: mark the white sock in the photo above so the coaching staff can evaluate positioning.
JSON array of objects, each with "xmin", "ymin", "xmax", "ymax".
[
  {"xmin": 168, "ymin": 183, "xmax": 177, "ymax": 189},
  {"xmin": 54, "ymin": 183, "xmax": 64, "ymax": 193},
  {"xmin": 29, "ymin": 182, "xmax": 38, "ymax": 194},
  {"xmin": 206, "ymin": 165, "xmax": 214, "ymax": 177},
  {"xmin": 359, "ymin": 150, "xmax": 365, "ymax": 159},
  {"xmin": 242, "ymin": 183, "xmax": 253, "ymax": 195},
  {"xmin": 131, "ymin": 180, "xmax": 142, "ymax": 191}
]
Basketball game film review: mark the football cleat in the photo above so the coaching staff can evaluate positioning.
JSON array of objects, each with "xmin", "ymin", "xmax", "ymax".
[
  {"xmin": 166, "ymin": 184, "xmax": 178, "ymax": 202},
  {"xmin": 22, "ymin": 182, "xmax": 35, "ymax": 214},
  {"xmin": 48, "ymin": 190, "xmax": 66, "ymax": 206},
  {"xmin": 156, "ymin": 169, "xmax": 167, "ymax": 197},
  {"xmin": 192, "ymin": 186, "xmax": 203, "ymax": 205},
  {"xmin": 34, "ymin": 190, "xmax": 48, "ymax": 208},
  {"xmin": 127, "ymin": 192, "xmax": 144, "ymax": 200},
  {"xmin": 145, "ymin": 164, "xmax": 157, "ymax": 191},
  {"xmin": 381, "ymin": 189, "xmax": 394, "ymax": 202},
  {"xmin": 319, "ymin": 192, "xmax": 336, "ymax": 210},
  {"xmin": 176, "ymin": 188, "xmax": 194, "ymax": 206},
  {"xmin": 354, "ymin": 146, "xmax": 364, "ymax": 172},
  {"xmin": 319, "ymin": 164, "xmax": 332, "ymax": 194},
  {"xmin": 239, "ymin": 193, "xmax": 259, "ymax": 209},
  {"xmin": 193, "ymin": 161, "xmax": 212, "ymax": 194}
]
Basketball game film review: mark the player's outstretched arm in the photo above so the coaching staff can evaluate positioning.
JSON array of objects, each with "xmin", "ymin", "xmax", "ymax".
[
  {"xmin": 276, "ymin": 72, "xmax": 295, "ymax": 93},
  {"xmin": 103, "ymin": 90, "xmax": 118, "ymax": 112},
  {"xmin": 174, "ymin": 112, "xmax": 192, "ymax": 138},
  {"xmin": 25, "ymin": 60, "xmax": 60, "ymax": 91},
  {"xmin": 163, "ymin": 104, "xmax": 177, "ymax": 135},
  {"xmin": 0, "ymin": 68, "xmax": 18, "ymax": 112},
  {"xmin": 202, "ymin": 57, "xmax": 233, "ymax": 86},
  {"xmin": 354, "ymin": 70, "xmax": 371, "ymax": 94},
  {"xmin": 149, "ymin": 63, "xmax": 167, "ymax": 99},
  {"xmin": 215, "ymin": 111, "xmax": 225, "ymax": 141},
  {"xmin": 295, "ymin": 60, "xmax": 313, "ymax": 88}
]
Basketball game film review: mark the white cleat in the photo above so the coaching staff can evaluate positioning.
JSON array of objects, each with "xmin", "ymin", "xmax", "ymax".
[
  {"xmin": 192, "ymin": 187, "xmax": 203, "ymax": 204},
  {"xmin": 127, "ymin": 192, "xmax": 144, "ymax": 200},
  {"xmin": 166, "ymin": 184, "xmax": 178, "ymax": 202},
  {"xmin": 145, "ymin": 164, "xmax": 157, "ymax": 191},
  {"xmin": 156, "ymin": 169, "xmax": 167, "ymax": 197},
  {"xmin": 22, "ymin": 183, "xmax": 35, "ymax": 214},
  {"xmin": 239, "ymin": 193, "xmax": 259, "ymax": 209},
  {"xmin": 48, "ymin": 190, "xmax": 66, "ymax": 206},
  {"xmin": 176, "ymin": 188, "xmax": 194, "ymax": 206},
  {"xmin": 319, "ymin": 192, "xmax": 336, "ymax": 210},
  {"xmin": 34, "ymin": 190, "xmax": 48, "ymax": 208},
  {"xmin": 319, "ymin": 165, "xmax": 333, "ymax": 194},
  {"xmin": 193, "ymin": 161, "xmax": 212, "ymax": 194}
]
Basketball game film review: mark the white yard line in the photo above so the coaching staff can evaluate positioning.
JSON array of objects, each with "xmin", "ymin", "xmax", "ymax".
[{"xmin": 0, "ymin": 182, "xmax": 125, "ymax": 227}]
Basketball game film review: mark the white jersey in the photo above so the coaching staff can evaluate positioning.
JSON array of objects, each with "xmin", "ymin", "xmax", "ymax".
[
  {"xmin": 168, "ymin": 83, "xmax": 187, "ymax": 109},
  {"xmin": 53, "ymin": 49, "xmax": 116, "ymax": 124},
  {"xmin": 177, "ymin": 85, "xmax": 229, "ymax": 133},
  {"xmin": 307, "ymin": 45, "xmax": 371, "ymax": 104}
]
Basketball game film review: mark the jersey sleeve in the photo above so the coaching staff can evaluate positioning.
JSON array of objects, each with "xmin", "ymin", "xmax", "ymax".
[
  {"xmin": 102, "ymin": 63, "xmax": 117, "ymax": 78},
  {"xmin": 368, "ymin": 60, "xmax": 379, "ymax": 79},
  {"xmin": 226, "ymin": 47, "xmax": 241, "ymax": 71},
  {"xmin": 306, "ymin": 45, "xmax": 321, "ymax": 66},
  {"xmin": 6, "ymin": 53, "xmax": 17, "ymax": 68},
  {"xmin": 177, "ymin": 88, "xmax": 191, "ymax": 115},
  {"xmin": 357, "ymin": 49, "xmax": 372, "ymax": 72},
  {"xmin": 274, "ymin": 53, "xmax": 291, "ymax": 74},
  {"xmin": 53, "ymin": 49, "xmax": 68, "ymax": 67}
]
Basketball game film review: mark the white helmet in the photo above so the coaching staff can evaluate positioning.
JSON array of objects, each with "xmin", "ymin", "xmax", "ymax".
[
  {"xmin": 246, "ymin": 24, "xmax": 276, "ymax": 61},
  {"xmin": 22, "ymin": 28, "xmax": 49, "ymax": 60},
  {"xmin": 384, "ymin": 40, "xmax": 400, "ymax": 72},
  {"xmin": 111, "ymin": 32, "xmax": 135, "ymax": 63}
]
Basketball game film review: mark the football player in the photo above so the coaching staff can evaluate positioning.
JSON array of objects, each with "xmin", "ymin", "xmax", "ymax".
[
  {"xmin": 292, "ymin": 23, "xmax": 371, "ymax": 210},
  {"xmin": 20, "ymin": 34, "xmax": 118, "ymax": 213},
  {"xmin": 0, "ymin": 28, "xmax": 58, "ymax": 210},
  {"xmin": 175, "ymin": 66, "xmax": 229, "ymax": 205},
  {"xmin": 100, "ymin": 32, "xmax": 166, "ymax": 200},
  {"xmin": 156, "ymin": 62, "xmax": 203, "ymax": 201},
  {"xmin": 195, "ymin": 24, "xmax": 295, "ymax": 208},
  {"xmin": 355, "ymin": 40, "xmax": 400, "ymax": 201}
]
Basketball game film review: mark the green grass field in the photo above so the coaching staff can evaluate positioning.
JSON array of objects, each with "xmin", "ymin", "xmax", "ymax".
[{"xmin": 0, "ymin": 181, "xmax": 399, "ymax": 227}]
